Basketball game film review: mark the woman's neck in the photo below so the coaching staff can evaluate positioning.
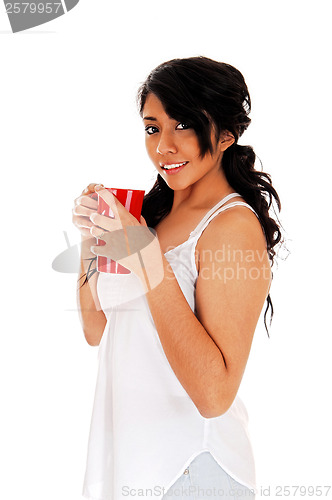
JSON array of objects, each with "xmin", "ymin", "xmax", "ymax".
[{"xmin": 170, "ymin": 169, "xmax": 235, "ymax": 214}]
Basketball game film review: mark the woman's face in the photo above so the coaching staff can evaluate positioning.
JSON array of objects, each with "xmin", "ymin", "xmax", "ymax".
[{"xmin": 142, "ymin": 93, "xmax": 233, "ymax": 190}]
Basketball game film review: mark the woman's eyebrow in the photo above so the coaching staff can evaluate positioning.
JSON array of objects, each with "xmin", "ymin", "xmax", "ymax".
[{"xmin": 143, "ymin": 116, "xmax": 157, "ymax": 121}]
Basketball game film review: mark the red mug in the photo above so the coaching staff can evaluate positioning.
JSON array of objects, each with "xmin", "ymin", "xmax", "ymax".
[{"xmin": 96, "ymin": 188, "xmax": 145, "ymax": 274}]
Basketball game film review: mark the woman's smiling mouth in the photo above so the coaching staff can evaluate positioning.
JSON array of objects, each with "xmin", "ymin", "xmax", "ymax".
[{"xmin": 160, "ymin": 161, "xmax": 189, "ymax": 173}]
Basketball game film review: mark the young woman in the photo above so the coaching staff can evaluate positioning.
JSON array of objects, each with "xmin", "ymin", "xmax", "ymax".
[{"xmin": 72, "ymin": 56, "xmax": 283, "ymax": 500}]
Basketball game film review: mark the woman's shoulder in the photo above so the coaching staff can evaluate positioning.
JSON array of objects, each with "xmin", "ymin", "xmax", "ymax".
[
  {"xmin": 194, "ymin": 197, "xmax": 272, "ymax": 306},
  {"xmin": 196, "ymin": 198, "xmax": 267, "ymax": 259}
]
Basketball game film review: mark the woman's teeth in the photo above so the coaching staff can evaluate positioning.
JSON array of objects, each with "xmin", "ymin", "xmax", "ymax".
[{"xmin": 162, "ymin": 162, "xmax": 188, "ymax": 170}]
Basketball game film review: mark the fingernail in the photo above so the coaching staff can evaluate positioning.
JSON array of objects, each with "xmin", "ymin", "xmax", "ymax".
[{"xmin": 95, "ymin": 184, "xmax": 104, "ymax": 190}]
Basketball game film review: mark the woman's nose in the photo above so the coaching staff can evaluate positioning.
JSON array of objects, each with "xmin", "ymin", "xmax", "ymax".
[{"xmin": 156, "ymin": 133, "xmax": 178, "ymax": 155}]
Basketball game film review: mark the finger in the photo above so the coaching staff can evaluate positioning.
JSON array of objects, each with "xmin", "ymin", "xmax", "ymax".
[
  {"xmin": 81, "ymin": 185, "xmax": 94, "ymax": 195},
  {"xmin": 73, "ymin": 204, "xmax": 97, "ymax": 218},
  {"xmin": 74, "ymin": 194, "xmax": 98, "ymax": 209},
  {"xmin": 90, "ymin": 212, "xmax": 123, "ymax": 232},
  {"xmin": 95, "ymin": 188, "xmax": 120, "ymax": 217},
  {"xmin": 90, "ymin": 244, "xmax": 102, "ymax": 256},
  {"xmin": 81, "ymin": 183, "xmax": 104, "ymax": 195},
  {"xmin": 90, "ymin": 225, "xmax": 106, "ymax": 240},
  {"xmin": 140, "ymin": 215, "xmax": 148, "ymax": 227},
  {"xmin": 74, "ymin": 215, "xmax": 95, "ymax": 230},
  {"xmin": 93, "ymin": 184, "xmax": 105, "ymax": 191}
]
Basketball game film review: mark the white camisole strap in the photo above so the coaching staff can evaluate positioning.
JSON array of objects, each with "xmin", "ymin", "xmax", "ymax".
[
  {"xmin": 192, "ymin": 197, "xmax": 263, "ymax": 242},
  {"xmin": 190, "ymin": 192, "xmax": 242, "ymax": 238}
]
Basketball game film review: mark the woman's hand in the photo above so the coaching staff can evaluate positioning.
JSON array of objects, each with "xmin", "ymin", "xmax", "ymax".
[
  {"xmin": 89, "ymin": 187, "xmax": 165, "ymax": 290},
  {"xmin": 72, "ymin": 183, "xmax": 104, "ymax": 241}
]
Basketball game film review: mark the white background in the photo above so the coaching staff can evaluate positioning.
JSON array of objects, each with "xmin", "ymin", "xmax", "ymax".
[{"xmin": 0, "ymin": 1, "xmax": 331, "ymax": 499}]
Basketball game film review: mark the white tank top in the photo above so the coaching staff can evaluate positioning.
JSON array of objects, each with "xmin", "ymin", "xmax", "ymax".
[{"xmin": 82, "ymin": 192, "xmax": 261, "ymax": 500}]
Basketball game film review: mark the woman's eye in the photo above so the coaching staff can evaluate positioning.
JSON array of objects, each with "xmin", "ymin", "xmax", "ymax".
[
  {"xmin": 176, "ymin": 122, "xmax": 190, "ymax": 130},
  {"xmin": 145, "ymin": 126, "xmax": 158, "ymax": 135}
]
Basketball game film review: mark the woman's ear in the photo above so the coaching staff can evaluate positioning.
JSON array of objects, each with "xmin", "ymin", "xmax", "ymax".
[{"xmin": 219, "ymin": 131, "xmax": 235, "ymax": 151}]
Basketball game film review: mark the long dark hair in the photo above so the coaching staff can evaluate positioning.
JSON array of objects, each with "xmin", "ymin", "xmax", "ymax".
[
  {"xmin": 137, "ymin": 56, "xmax": 285, "ymax": 336},
  {"xmin": 79, "ymin": 56, "xmax": 285, "ymax": 336}
]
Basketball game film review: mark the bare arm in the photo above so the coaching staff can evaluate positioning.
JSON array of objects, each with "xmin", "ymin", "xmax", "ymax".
[
  {"xmin": 72, "ymin": 183, "xmax": 107, "ymax": 346},
  {"xmin": 143, "ymin": 207, "xmax": 271, "ymax": 418},
  {"xmin": 76, "ymin": 236, "xmax": 107, "ymax": 346}
]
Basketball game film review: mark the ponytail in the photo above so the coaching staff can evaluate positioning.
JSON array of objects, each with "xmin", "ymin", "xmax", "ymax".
[{"xmin": 221, "ymin": 142, "xmax": 283, "ymax": 335}]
